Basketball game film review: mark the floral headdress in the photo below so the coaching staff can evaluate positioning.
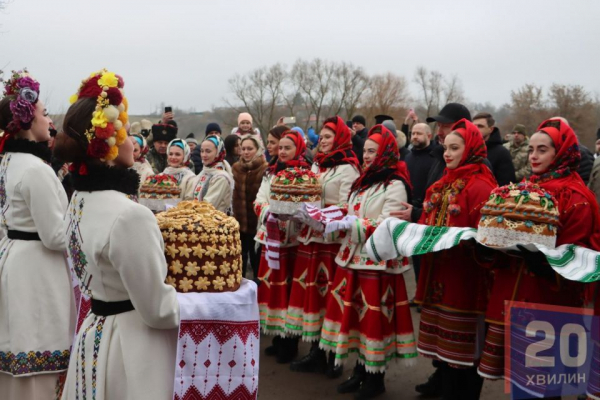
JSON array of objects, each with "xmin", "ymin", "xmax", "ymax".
[
  {"xmin": 68, "ymin": 69, "xmax": 129, "ymax": 161},
  {"xmin": 0, "ymin": 69, "xmax": 40, "ymax": 151}
]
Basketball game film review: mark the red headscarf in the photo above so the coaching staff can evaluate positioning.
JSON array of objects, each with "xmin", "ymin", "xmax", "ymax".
[
  {"xmin": 422, "ymin": 119, "xmax": 497, "ymax": 225},
  {"xmin": 529, "ymin": 118, "xmax": 600, "ymax": 249},
  {"xmin": 433, "ymin": 118, "xmax": 495, "ymax": 188},
  {"xmin": 314, "ymin": 116, "xmax": 360, "ymax": 172},
  {"xmin": 350, "ymin": 125, "xmax": 412, "ymax": 196},
  {"xmin": 272, "ymin": 130, "xmax": 310, "ymax": 174}
]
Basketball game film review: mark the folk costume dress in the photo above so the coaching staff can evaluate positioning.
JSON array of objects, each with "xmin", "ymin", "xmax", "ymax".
[
  {"xmin": 286, "ymin": 117, "xmax": 361, "ymax": 342},
  {"xmin": 319, "ymin": 126, "xmax": 417, "ymax": 372},
  {"xmin": 478, "ymin": 119, "xmax": 600, "ymax": 380},
  {"xmin": 0, "ymin": 139, "xmax": 75, "ymax": 400},
  {"xmin": 189, "ymin": 136, "xmax": 234, "ymax": 214},
  {"xmin": 61, "ymin": 166, "xmax": 180, "ymax": 400},
  {"xmin": 415, "ymin": 119, "xmax": 497, "ymax": 368},
  {"xmin": 161, "ymin": 166, "xmax": 196, "ymax": 198},
  {"xmin": 254, "ymin": 131, "xmax": 309, "ymax": 336}
]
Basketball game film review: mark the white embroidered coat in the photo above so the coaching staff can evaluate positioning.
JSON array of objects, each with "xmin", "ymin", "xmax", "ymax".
[
  {"xmin": 335, "ymin": 180, "xmax": 412, "ymax": 273},
  {"xmin": 253, "ymin": 174, "xmax": 302, "ymax": 247},
  {"xmin": 61, "ymin": 189, "xmax": 180, "ymax": 400},
  {"xmin": 0, "ymin": 150, "xmax": 75, "ymax": 378},
  {"xmin": 187, "ymin": 165, "xmax": 233, "ymax": 213},
  {"xmin": 297, "ymin": 163, "xmax": 360, "ymax": 245}
]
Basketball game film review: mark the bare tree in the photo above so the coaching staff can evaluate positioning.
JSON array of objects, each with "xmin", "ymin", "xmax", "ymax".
[
  {"xmin": 333, "ymin": 62, "xmax": 369, "ymax": 120},
  {"xmin": 226, "ymin": 63, "xmax": 286, "ymax": 140},
  {"xmin": 506, "ymin": 83, "xmax": 549, "ymax": 135},
  {"xmin": 290, "ymin": 59, "xmax": 337, "ymax": 130},
  {"xmin": 359, "ymin": 72, "xmax": 409, "ymax": 123},
  {"xmin": 414, "ymin": 66, "xmax": 465, "ymax": 118},
  {"xmin": 548, "ymin": 84, "xmax": 599, "ymax": 148}
]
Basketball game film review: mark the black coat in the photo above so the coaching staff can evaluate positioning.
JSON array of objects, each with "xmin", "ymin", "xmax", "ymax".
[
  {"xmin": 579, "ymin": 144, "xmax": 594, "ymax": 183},
  {"xmin": 405, "ymin": 143, "xmax": 437, "ymax": 213},
  {"xmin": 486, "ymin": 127, "xmax": 516, "ymax": 186},
  {"xmin": 191, "ymin": 145, "xmax": 203, "ymax": 174},
  {"xmin": 352, "ymin": 134, "xmax": 364, "ymax": 165},
  {"xmin": 355, "ymin": 127, "xmax": 369, "ymax": 140}
]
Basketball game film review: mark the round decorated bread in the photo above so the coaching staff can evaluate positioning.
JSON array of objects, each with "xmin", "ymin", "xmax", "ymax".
[
  {"xmin": 269, "ymin": 167, "xmax": 321, "ymax": 215},
  {"xmin": 140, "ymin": 174, "xmax": 181, "ymax": 211},
  {"xmin": 140, "ymin": 174, "xmax": 181, "ymax": 199},
  {"xmin": 477, "ymin": 182, "xmax": 559, "ymax": 248},
  {"xmin": 156, "ymin": 201, "xmax": 242, "ymax": 293}
]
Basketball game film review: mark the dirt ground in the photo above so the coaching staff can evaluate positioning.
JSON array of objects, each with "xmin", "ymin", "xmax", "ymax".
[{"xmin": 256, "ymin": 268, "xmax": 509, "ymax": 399}]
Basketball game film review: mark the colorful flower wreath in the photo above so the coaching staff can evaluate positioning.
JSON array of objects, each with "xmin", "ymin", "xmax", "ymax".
[
  {"xmin": 69, "ymin": 69, "xmax": 128, "ymax": 161},
  {"xmin": 1, "ymin": 69, "xmax": 40, "ymax": 135}
]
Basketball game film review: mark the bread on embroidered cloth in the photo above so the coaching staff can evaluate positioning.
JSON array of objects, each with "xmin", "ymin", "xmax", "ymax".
[
  {"xmin": 476, "ymin": 182, "xmax": 559, "ymax": 248},
  {"xmin": 140, "ymin": 174, "xmax": 182, "ymax": 211},
  {"xmin": 269, "ymin": 167, "xmax": 321, "ymax": 215},
  {"xmin": 156, "ymin": 201, "xmax": 243, "ymax": 293}
]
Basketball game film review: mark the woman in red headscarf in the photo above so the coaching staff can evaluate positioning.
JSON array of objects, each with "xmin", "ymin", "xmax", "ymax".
[
  {"xmin": 254, "ymin": 130, "xmax": 310, "ymax": 363},
  {"xmin": 478, "ymin": 118, "xmax": 600, "ymax": 385},
  {"xmin": 415, "ymin": 119, "xmax": 497, "ymax": 399},
  {"xmin": 318, "ymin": 125, "xmax": 417, "ymax": 398},
  {"xmin": 287, "ymin": 116, "xmax": 361, "ymax": 377}
]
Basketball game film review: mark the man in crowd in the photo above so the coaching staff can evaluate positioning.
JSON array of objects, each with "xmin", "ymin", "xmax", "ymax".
[
  {"xmin": 351, "ymin": 115, "xmax": 368, "ymax": 140},
  {"xmin": 473, "ymin": 112, "xmax": 515, "ymax": 186},
  {"xmin": 504, "ymin": 124, "xmax": 530, "ymax": 181},
  {"xmin": 147, "ymin": 122, "xmax": 177, "ymax": 174},
  {"xmin": 404, "ymin": 123, "xmax": 436, "ymax": 222},
  {"xmin": 347, "ymin": 120, "xmax": 364, "ymax": 165}
]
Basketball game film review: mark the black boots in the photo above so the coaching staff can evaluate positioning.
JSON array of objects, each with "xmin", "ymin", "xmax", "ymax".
[
  {"xmin": 276, "ymin": 336, "xmax": 299, "ymax": 364},
  {"xmin": 355, "ymin": 371, "xmax": 385, "ymax": 399},
  {"xmin": 441, "ymin": 364, "xmax": 483, "ymax": 400},
  {"xmin": 326, "ymin": 351, "xmax": 344, "ymax": 379},
  {"xmin": 290, "ymin": 342, "xmax": 327, "ymax": 373},
  {"xmin": 415, "ymin": 361, "xmax": 443, "ymax": 396},
  {"xmin": 264, "ymin": 336, "xmax": 280, "ymax": 356},
  {"xmin": 264, "ymin": 335, "xmax": 298, "ymax": 364},
  {"xmin": 337, "ymin": 362, "xmax": 366, "ymax": 393}
]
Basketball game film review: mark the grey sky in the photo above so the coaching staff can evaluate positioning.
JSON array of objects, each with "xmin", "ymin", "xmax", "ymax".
[{"xmin": 1, "ymin": 0, "xmax": 599, "ymax": 115}]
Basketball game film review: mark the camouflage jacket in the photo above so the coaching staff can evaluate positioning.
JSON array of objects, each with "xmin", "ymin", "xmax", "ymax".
[
  {"xmin": 504, "ymin": 139, "xmax": 530, "ymax": 182},
  {"xmin": 146, "ymin": 148, "xmax": 167, "ymax": 174}
]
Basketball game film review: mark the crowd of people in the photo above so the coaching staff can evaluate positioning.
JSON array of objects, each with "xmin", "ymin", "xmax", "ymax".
[{"xmin": 0, "ymin": 68, "xmax": 599, "ymax": 400}]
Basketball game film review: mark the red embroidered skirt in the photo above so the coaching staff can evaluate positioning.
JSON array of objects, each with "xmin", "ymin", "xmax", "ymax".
[
  {"xmin": 477, "ymin": 323, "xmax": 505, "ymax": 379},
  {"xmin": 285, "ymin": 242, "xmax": 339, "ymax": 341},
  {"xmin": 257, "ymin": 247, "xmax": 297, "ymax": 336},
  {"xmin": 417, "ymin": 306, "xmax": 483, "ymax": 367},
  {"xmin": 319, "ymin": 267, "xmax": 417, "ymax": 373}
]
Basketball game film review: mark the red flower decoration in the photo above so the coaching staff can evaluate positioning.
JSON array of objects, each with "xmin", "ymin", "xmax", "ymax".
[
  {"xmin": 87, "ymin": 138, "xmax": 109, "ymax": 158},
  {"xmin": 95, "ymin": 123, "xmax": 115, "ymax": 139},
  {"xmin": 79, "ymin": 76, "xmax": 102, "ymax": 98},
  {"xmin": 106, "ymin": 87, "xmax": 123, "ymax": 106}
]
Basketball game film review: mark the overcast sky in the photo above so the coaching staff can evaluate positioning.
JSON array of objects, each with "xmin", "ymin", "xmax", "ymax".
[{"xmin": 1, "ymin": 0, "xmax": 599, "ymax": 115}]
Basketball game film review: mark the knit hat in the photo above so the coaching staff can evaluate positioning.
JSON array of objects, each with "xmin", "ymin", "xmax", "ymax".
[
  {"xmin": 512, "ymin": 124, "xmax": 527, "ymax": 136},
  {"xmin": 382, "ymin": 120, "xmax": 398, "ymax": 137},
  {"xmin": 205, "ymin": 122, "xmax": 222, "ymax": 136},
  {"xmin": 238, "ymin": 112, "xmax": 253, "ymax": 125},
  {"xmin": 185, "ymin": 133, "xmax": 198, "ymax": 146},
  {"xmin": 352, "ymin": 115, "xmax": 366, "ymax": 126}
]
